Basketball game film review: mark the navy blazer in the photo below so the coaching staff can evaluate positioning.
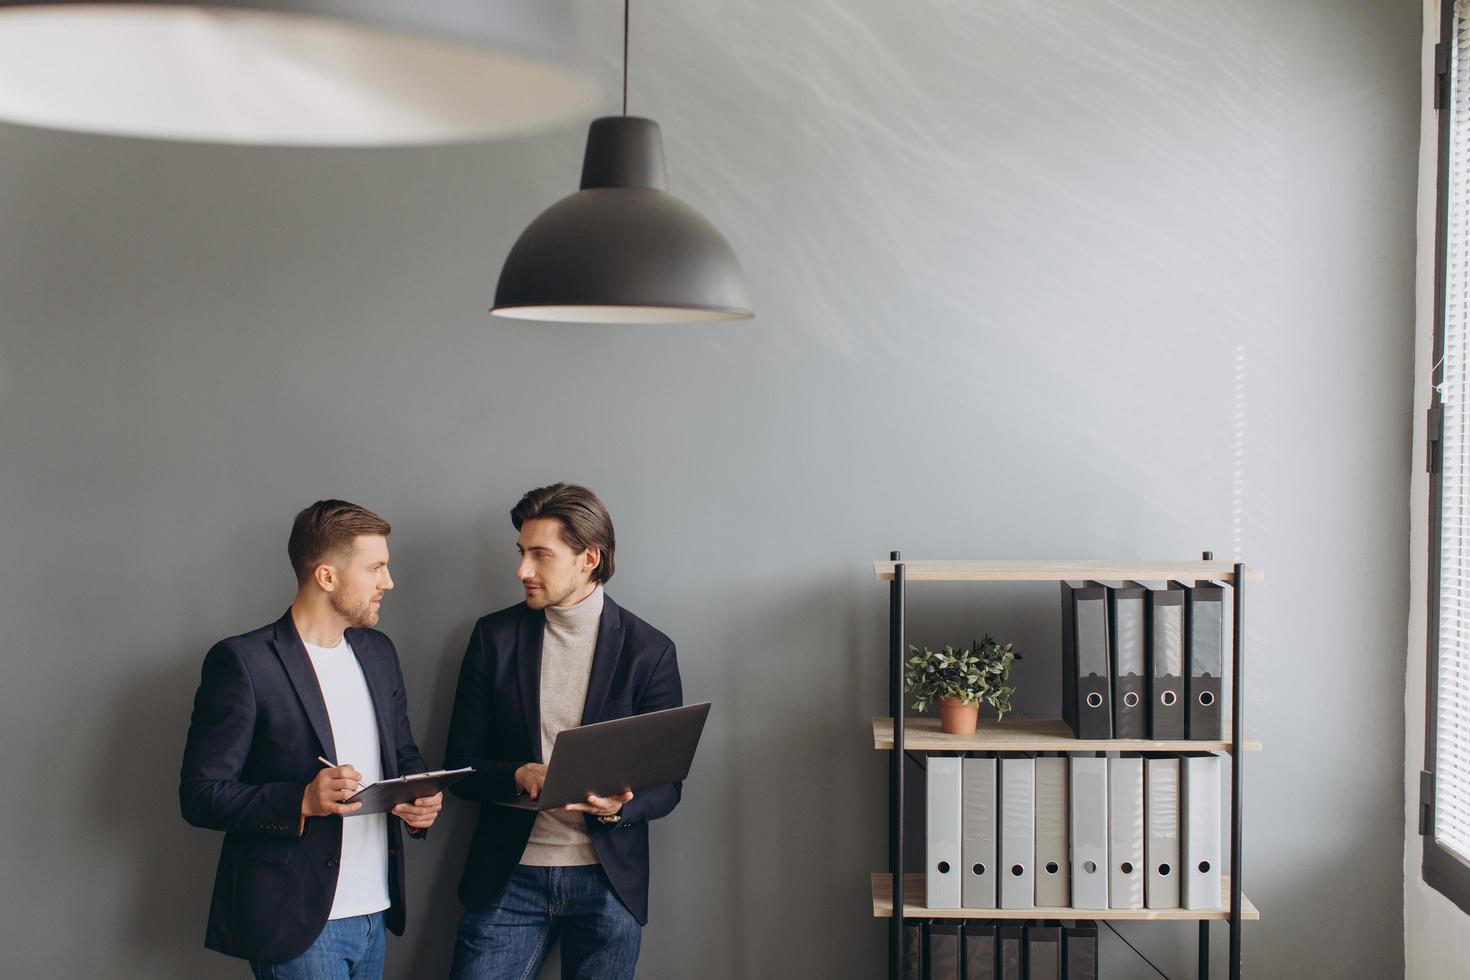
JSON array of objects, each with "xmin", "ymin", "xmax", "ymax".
[
  {"xmin": 179, "ymin": 612, "xmax": 427, "ymax": 962},
  {"xmin": 444, "ymin": 594, "xmax": 683, "ymax": 925}
]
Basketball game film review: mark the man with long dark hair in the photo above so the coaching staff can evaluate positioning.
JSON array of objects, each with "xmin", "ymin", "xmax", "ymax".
[{"xmin": 445, "ymin": 483, "xmax": 684, "ymax": 980}]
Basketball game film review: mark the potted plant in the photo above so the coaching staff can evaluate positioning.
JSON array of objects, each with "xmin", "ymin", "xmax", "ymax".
[{"xmin": 905, "ymin": 635, "xmax": 1021, "ymax": 734}]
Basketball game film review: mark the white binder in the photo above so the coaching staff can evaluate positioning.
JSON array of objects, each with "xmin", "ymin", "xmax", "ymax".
[
  {"xmin": 1108, "ymin": 755, "xmax": 1145, "ymax": 909},
  {"xmin": 1145, "ymin": 757, "xmax": 1181, "ymax": 909},
  {"xmin": 1182, "ymin": 753, "xmax": 1223, "ymax": 910},
  {"xmin": 926, "ymin": 755, "xmax": 963, "ymax": 909},
  {"xmin": 1034, "ymin": 757, "xmax": 1070, "ymax": 907},
  {"xmin": 998, "ymin": 756, "xmax": 1035, "ymax": 909},
  {"xmin": 1069, "ymin": 756, "xmax": 1109, "ymax": 909},
  {"xmin": 961, "ymin": 756, "xmax": 998, "ymax": 909}
]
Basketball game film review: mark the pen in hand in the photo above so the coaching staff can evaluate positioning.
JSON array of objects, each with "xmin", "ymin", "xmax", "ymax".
[{"xmin": 317, "ymin": 756, "xmax": 367, "ymax": 791}]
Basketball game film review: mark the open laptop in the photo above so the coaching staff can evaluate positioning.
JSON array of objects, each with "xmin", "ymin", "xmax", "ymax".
[{"xmin": 495, "ymin": 702, "xmax": 711, "ymax": 811}]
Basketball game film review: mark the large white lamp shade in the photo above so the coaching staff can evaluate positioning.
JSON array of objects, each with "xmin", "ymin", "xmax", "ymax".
[{"xmin": 0, "ymin": 1, "xmax": 598, "ymax": 145}]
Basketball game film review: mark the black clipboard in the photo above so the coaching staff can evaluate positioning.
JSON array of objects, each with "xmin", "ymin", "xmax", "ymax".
[{"xmin": 344, "ymin": 767, "xmax": 474, "ymax": 815}]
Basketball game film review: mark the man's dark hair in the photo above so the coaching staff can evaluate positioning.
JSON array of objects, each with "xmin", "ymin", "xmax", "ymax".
[
  {"xmin": 511, "ymin": 483, "xmax": 616, "ymax": 585},
  {"xmin": 288, "ymin": 500, "xmax": 391, "ymax": 586}
]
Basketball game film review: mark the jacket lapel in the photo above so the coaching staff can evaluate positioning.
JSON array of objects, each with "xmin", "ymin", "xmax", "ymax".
[
  {"xmin": 516, "ymin": 605, "xmax": 546, "ymax": 763},
  {"xmin": 270, "ymin": 611, "xmax": 336, "ymax": 762},
  {"xmin": 347, "ymin": 628, "xmax": 398, "ymax": 778},
  {"xmin": 579, "ymin": 596, "xmax": 626, "ymax": 726}
]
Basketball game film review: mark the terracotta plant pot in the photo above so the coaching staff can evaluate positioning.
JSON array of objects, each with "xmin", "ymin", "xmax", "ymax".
[{"xmin": 937, "ymin": 697, "xmax": 979, "ymax": 735}]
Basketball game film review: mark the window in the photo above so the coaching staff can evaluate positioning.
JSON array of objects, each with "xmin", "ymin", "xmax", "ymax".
[{"xmin": 1426, "ymin": 0, "xmax": 1470, "ymax": 915}]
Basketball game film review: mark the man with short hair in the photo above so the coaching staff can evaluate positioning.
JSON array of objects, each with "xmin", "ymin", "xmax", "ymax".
[
  {"xmin": 180, "ymin": 500, "xmax": 442, "ymax": 978},
  {"xmin": 445, "ymin": 483, "xmax": 684, "ymax": 980}
]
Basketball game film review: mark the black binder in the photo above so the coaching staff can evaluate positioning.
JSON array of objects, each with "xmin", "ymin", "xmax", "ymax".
[
  {"xmin": 1061, "ymin": 581, "xmax": 1112, "ymax": 739},
  {"xmin": 1144, "ymin": 583, "xmax": 1186, "ymax": 739},
  {"xmin": 997, "ymin": 925, "xmax": 1024, "ymax": 980},
  {"xmin": 1063, "ymin": 922, "xmax": 1099, "ymax": 979},
  {"xmin": 901, "ymin": 920, "xmax": 922, "ymax": 980},
  {"xmin": 962, "ymin": 922, "xmax": 997, "ymax": 980},
  {"xmin": 927, "ymin": 922, "xmax": 961, "ymax": 980},
  {"xmin": 1105, "ymin": 581, "xmax": 1148, "ymax": 739},
  {"xmin": 1026, "ymin": 923, "xmax": 1062, "ymax": 980},
  {"xmin": 1177, "ymin": 581, "xmax": 1225, "ymax": 740}
]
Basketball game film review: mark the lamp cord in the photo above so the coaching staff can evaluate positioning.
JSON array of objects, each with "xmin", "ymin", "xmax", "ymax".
[{"xmin": 622, "ymin": 0, "xmax": 630, "ymax": 115}]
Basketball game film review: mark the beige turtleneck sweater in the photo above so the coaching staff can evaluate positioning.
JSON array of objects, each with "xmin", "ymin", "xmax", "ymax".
[{"xmin": 520, "ymin": 585, "xmax": 604, "ymax": 867}]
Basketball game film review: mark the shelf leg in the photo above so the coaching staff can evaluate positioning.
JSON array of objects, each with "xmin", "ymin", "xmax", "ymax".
[
  {"xmin": 1229, "ymin": 563, "xmax": 1246, "ymax": 980},
  {"xmin": 888, "ymin": 553, "xmax": 905, "ymax": 980}
]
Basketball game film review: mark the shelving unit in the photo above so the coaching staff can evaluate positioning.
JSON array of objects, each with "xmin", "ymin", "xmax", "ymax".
[{"xmin": 875, "ymin": 555, "xmax": 1259, "ymax": 980}]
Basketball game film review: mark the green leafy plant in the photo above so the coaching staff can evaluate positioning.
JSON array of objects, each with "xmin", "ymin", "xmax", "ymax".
[{"xmin": 905, "ymin": 635, "xmax": 1021, "ymax": 718}]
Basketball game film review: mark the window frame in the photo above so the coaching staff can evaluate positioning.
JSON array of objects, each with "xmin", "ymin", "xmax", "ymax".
[{"xmin": 1425, "ymin": 0, "xmax": 1470, "ymax": 917}]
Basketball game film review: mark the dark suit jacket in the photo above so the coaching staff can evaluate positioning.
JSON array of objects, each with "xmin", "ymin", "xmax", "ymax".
[
  {"xmin": 179, "ymin": 611, "xmax": 427, "ymax": 962},
  {"xmin": 444, "ymin": 594, "xmax": 683, "ymax": 925}
]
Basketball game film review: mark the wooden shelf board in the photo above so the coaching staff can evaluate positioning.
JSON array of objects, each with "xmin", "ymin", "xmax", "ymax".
[
  {"xmin": 871, "ymin": 873, "xmax": 1259, "ymax": 921},
  {"xmin": 873, "ymin": 716, "xmax": 1261, "ymax": 753},
  {"xmin": 872, "ymin": 560, "xmax": 1264, "ymax": 584}
]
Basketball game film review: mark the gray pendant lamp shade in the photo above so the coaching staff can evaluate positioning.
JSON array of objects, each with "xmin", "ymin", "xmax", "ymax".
[
  {"xmin": 0, "ymin": 1, "xmax": 596, "ymax": 145},
  {"xmin": 491, "ymin": 116, "xmax": 753, "ymax": 323}
]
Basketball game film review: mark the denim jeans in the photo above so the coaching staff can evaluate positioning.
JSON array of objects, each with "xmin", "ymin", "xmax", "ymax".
[
  {"xmin": 450, "ymin": 865, "xmax": 642, "ymax": 980},
  {"xmin": 249, "ymin": 912, "xmax": 385, "ymax": 980}
]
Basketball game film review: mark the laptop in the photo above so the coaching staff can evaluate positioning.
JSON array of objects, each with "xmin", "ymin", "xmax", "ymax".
[{"xmin": 495, "ymin": 702, "xmax": 712, "ymax": 811}]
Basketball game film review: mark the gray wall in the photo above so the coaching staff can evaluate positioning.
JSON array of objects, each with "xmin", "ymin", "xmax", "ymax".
[{"xmin": 0, "ymin": 1, "xmax": 1418, "ymax": 977}]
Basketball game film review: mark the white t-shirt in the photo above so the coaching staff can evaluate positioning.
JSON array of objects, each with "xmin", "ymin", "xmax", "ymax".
[{"xmin": 304, "ymin": 636, "xmax": 391, "ymax": 920}]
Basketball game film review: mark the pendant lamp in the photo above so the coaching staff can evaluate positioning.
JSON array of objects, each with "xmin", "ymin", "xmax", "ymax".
[
  {"xmin": 490, "ymin": 0, "xmax": 752, "ymax": 324},
  {"xmin": 0, "ymin": 1, "xmax": 596, "ymax": 146}
]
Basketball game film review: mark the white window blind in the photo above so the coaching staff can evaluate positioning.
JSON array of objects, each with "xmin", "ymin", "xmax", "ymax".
[{"xmin": 1435, "ymin": 0, "xmax": 1470, "ymax": 865}]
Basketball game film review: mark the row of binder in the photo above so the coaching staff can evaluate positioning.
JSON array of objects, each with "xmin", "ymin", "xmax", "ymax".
[
  {"xmin": 1060, "ymin": 580, "xmax": 1227, "ymax": 741},
  {"xmin": 902, "ymin": 920, "xmax": 1098, "ymax": 980},
  {"xmin": 927, "ymin": 754, "xmax": 1222, "ymax": 911}
]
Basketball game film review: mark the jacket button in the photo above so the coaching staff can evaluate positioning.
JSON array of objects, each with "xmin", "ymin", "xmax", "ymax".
[{"xmin": 326, "ymin": 858, "xmax": 338, "ymax": 869}]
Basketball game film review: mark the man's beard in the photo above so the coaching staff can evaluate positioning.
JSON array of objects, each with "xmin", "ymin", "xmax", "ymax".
[
  {"xmin": 330, "ymin": 590, "xmax": 378, "ymax": 628},
  {"xmin": 526, "ymin": 578, "xmax": 581, "ymax": 609}
]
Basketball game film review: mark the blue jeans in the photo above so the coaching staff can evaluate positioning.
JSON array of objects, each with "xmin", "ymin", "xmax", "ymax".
[
  {"xmin": 249, "ymin": 912, "xmax": 385, "ymax": 980},
  {"xmin": 450, "ymin": 865, "xmax": 642, "ymax": 980}
]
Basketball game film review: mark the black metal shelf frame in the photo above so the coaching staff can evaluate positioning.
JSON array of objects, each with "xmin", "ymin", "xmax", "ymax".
[{"xmin": 883, "ymin": 552, "xmax": 1248, "ymax": 980}]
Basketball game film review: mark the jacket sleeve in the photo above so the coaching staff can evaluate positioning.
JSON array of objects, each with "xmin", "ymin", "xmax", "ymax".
[
  {"xmin": 444, "ymin": 619, "xmax": 525, "ymax": 802},
  {"xmin": 179, "ymin": 642, "xmax": 307, "ymax": 838},
  {"xmin": 589, "ymin": 640, "xmax": 684, "ymax": 836}
]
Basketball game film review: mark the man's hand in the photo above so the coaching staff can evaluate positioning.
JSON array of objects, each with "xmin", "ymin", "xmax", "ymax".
[
  {"xmin": 515, "ymin": 764, "xmax": 631, "ymax": 816},
  {"xmin": 562, "ymin": 790, "xmax": 633, "ymax": 817},
  {"xmin": 515, "ymin": 763, "xmax": 548, "ymax": 800},
  {"xmin": 393, "ymin": 792, "xmax": 443, "ymax": 830},
  {"xmin": 302, "ymin": 765, "xmax": 364, "ymax": 819}
]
